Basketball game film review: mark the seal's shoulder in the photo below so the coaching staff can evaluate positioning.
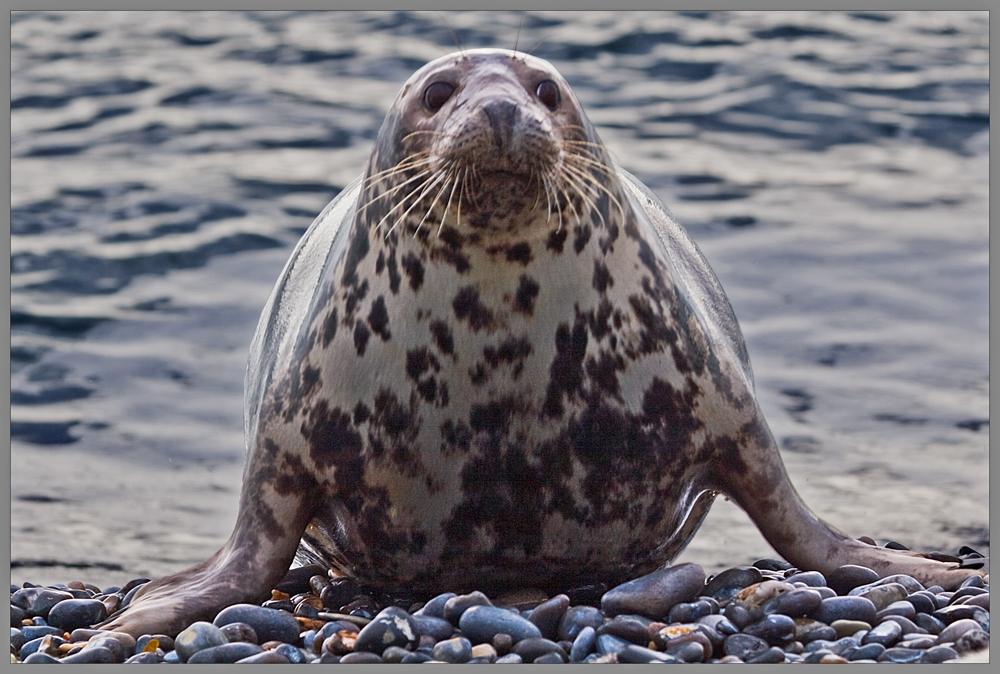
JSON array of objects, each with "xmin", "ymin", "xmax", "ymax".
[{"xmin": 617, "ymin": 166, "xmax": 754, "ymax": 390}]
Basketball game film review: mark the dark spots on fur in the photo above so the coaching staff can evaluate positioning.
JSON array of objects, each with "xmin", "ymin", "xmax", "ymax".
[
  {"xmin": 353, "ymin": 402, "xmax": 370, "ymax": 425},
  {"xmin": 354, "ymin": 320, "xmax": 371, "ymax": 356},
  {"xmin": 387, "ymin": 250, "xmax": 401, "ymax": 294},
  {"xmin": 367, "ymin": 295, "xmax": 391, "ymax": 340},
  {"xmin": 431, "ymin": 245, "xmax": 471, "ymax": 273},
  {"xmin": 376, "ymin": 250, "xmax": 385, "ymax": 275},
  {"xmin": 301, "ymin": 400, "xmax": 364, "ymax": 483},
  {"xmin": 273, "ymin": 453, "xmax": 311, "ymax": 497},
  {"xmin": 546, "ymin": 227, "xmax": 568, "ymax": 253},
  {"xmin": 573, "ymin": 224, "xmax": 591, "ymax": 254},
  {"xmin": 406, "ymin": 347, "xmax": 440, "ymax": 380},
  {"xmin": 480, "ymin": 335, "xmax": 533, "ymax": 381},
  {"xmin": 342, "ymin": 220, "xmax": 370, "ymax": 289},
  {"xmin": 469, "ymin": 362, "xmax": 489, "ymax": 386},
  {"xmin": 627, "ymin": 294, "xmax": 678, "ymax": 358},
  {"xmin": 542, "ymin": 318, "xmax": 589, "ymax": 418},
  {"xmin": 429, "ymin": 319, "xmax": 454, "ymax": 355},
  {"xmin": 344, "ymin": 279, "xmax": 369, "ymax": 319},
  {"xmin": 453, "ymin": 285, "xmax": 495, "ymax": 332},
  {"xmin": 372, "ymin": 389, "xmax": 419, "ymax": 439},
  {"xmin": 505, "ymin": 241, "xmax": 532, "ymax": 265},
  {"xmin": 585, "ymin": 350, "xmax": 625, "ymax": 398},
  {"xmin": 592, "ymin": 260, "xmax": 613, "ymax": 293},
  {"xmin": 321, "ymin": 308, "xmax": 338, "ymax": 348},
  {"xmin": 636, "ymin": 238, "xmax": 664, "ymax": 287},
  {"xmin": 513, "ymin": 275, "xmax": 540, "ymax": 315},
  {"xmin": 407, "ymin": 347, "xmax": 443, "ymax": 404},
  {"xmin": 364, "ymin": 389, "xmax": 423, "ymax": 477},
  {"xmin": 440, "ymin": 419, "xmax": 472, "ymax": 454},
  {"xmin": 584, "ymin": 298, "xmax": 616, "ymax": 342},
  {"xmin": 301, "ymin": 364, "xmax": 321, "ymax": 399},
  {"xmin": 469, "ymin": 399, "xmax": 516, "ymax": 434},
  {"xmin": 641, "ymin": 377, "xmax": 702, "ymax": 440},
  {"xmin": 400, "ymin": 251, "xmax": 424, "ymax": 292},
  {"xmin": 599, "ymin": 221, "xmax": 619, "ymax": 255},
  {"xmin": 443, "ymin": 446, "xmax": 545, "ymax": 560}
]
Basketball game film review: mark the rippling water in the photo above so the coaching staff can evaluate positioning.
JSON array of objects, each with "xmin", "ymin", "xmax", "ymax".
[{"xmin": 10, "ymin": 11, "xmax": 988, "ymax": 587}]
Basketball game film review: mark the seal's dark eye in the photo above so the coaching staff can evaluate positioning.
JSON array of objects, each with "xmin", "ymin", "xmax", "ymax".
[
  {"xmin": 423, "ymin": 82, "xmax": 455, "ymax": 112},
  {"xmin": 536, "ymin": 80, "xmax": 560, "ymax": 110}
]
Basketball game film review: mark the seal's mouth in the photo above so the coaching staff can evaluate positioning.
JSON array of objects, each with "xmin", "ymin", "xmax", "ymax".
[{"xmin": 359, "ymin": 140, "xmax": 624, "ymax": 239}]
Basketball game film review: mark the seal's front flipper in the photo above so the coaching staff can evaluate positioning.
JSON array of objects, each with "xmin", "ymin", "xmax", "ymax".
[
  {"xmin": 720, "ymin": 418, "xmax": 985, "ymax": 592},
  {"xmin": 98, "ymin": 446, "xmax": 319, "ymax": 638}
]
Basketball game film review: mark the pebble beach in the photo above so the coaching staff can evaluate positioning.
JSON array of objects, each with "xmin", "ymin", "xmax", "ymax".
[
  {"xmin": 10, "ymin": 10, "xmax": 989, "ymax": 665},
  {"xmin": 11, "ymin": 551, "xmax": 989, "ymax": 663}
]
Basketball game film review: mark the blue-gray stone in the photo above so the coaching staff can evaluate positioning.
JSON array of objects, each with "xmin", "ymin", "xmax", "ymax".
[
  {"xmin": 743, "ymin": 613, "xmax": 796, "ymax": 647},
  {"xmin": 785, "ymin": 571, "xmax": 826, "ymax": 587},
  {"xmin": 235, "ymin": 650, "xmax": 291, "ymax": 664},
  {"xmin": 414, "ymin": 592, "xmax": 457, "ymax": 618},
  {"xmin": 412, "ymin": 613, "xmax": 453, "ymax": 640},
  {"xmin": 815, "ymin": 596, "xmax": 877, "ymax": 625},
  {"xmin": 665, "ymin": 640, "xmax": 705, "ymax": 663},
  {"xmin": 602, "ymin": 563, "xmax": 705, "ymax": 619},
  {"xmin": 459, "ymin": 604, "xmax": 541, "ymax": 644},
  {"xmin": 494, "ymin": 653, "xmax": 523, "ymax": 664},
  {"xmin": 596, "ymin": 614, "xmax": 650, "ymax": 644},
  {"xmin": 527, "ymin": 594, "xmax": 569, "ymax": 641},
  {"xmin": 433, "ymin": 636, "xmax": 473, "ymax": 663},
  {"xmin": 722, "ymin": 632, "xmax": 768, "ymax": 660},
  {"xmin": 557, "ymin": 604, "xmax": 604, "ymax": 642},
  {"xmin": 862, "ymin": 619, "xmax": 901, "ymax": 647},
  {"xmin": 878, "ymin": 647, "xmax": 924, "ymax": 663},
  {"xmin": 213, "ymin": 603, "xmax": 301, "ymax": 645},
  {"xmin": 10, "ymin": 588, "xmax": 74, "ymax": 618},
  {"xmin": 595, "ymin": 633, "xmax": 629, "ymax": 655},
  {"xmin": 19, "ymin": 635, "xmax": 66, "ymax": 659},
  {"xmin": 20, "ymin": 625, "xmax": 61, "ymax": 642},
  {"xmin": 339, "ymin": 651, "xmax": 383, "ymax": 663},
  {"xmin": 920, "ymin": 646, "xmax": 960, "ymax": 664},
  {"xmin": 915, "ymin": 612, "xmax": 946, "ymax": 634},
  {"xmin": 668, "ymin": 599, "xmax": 714, "ymax": 624},
  {"xmin": 617, "ymin": 644, "xmax": 679, "ymax": 663},
  {"xmin": 746, "ymin": 646, "xmax": 786, "ymax": 663},
  {"xmin": 85, "ymin": 636, "xmax": 127, "ymax": 662},
  {"xmin": 353, "ymin": 606, "xmax": 419, "ymax": 655},
  {"xmin": 62, "ymin": 646, "xmax": 117, "ymax": 664},
  {"xmin": 187, "ymin": 642, "xmax": 265, "ymax": 663},
  {"xmin": 847, "ymin": 643, "xmax": 885, "ymax": 661},
  {"xmin": 125, "ymin": 651, "xmax": 164, "ymax": 664},
  {"xmin": 21, "ymin": 651, "xmax": 62, "ymax": 664},
  {"xmin": 569, "ymin": 625, "xmax": 595, "ymax": 662},
  {"xmin": 848, "ymin": 574, "xmax": 924, "ymax": 597},
  {"xmin": 703, "ymin": 566, "xmax": 763, "ymax": 602},
  {"xmin": 11, "ymin": 627, "xmax": 25, "ymax": 653},
  {"xmin": 826, "ymin": 564, "xmax": 878, "ymax": 594},
  {"xmin": 762, "ymin": 588, "xmax": 822, "ymax": 618},
  {"xmin": 174, "ymin": 621, "xmax": 229, "ymax": 662},
  {"xmin": 513, "ymin": 636, "xmax": 566, "ymax": 662},
  {"xmin": 11, "ymin": 604, "xmax": 27, "ymax": 628},
  {"xmin": 46, "ymin": 598, "xmax": 108, "ymax": 631},
  {"xmin": 532, "ymin": 651, "xmax": 566, "ymax": 664},
  {"xmin": 442, "ymin": 591, "xmax": 492, "ymax": 624}
]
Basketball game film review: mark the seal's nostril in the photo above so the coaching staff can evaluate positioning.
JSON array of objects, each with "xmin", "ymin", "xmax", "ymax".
[{"xmin": 481, "ymin": 99, "xmax": 519, "ymax": 148}]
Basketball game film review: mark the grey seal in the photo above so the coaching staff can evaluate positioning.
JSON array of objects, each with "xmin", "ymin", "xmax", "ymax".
[{"xmin": 101, "ymin": 48, "xmax": 983, "ymax": 637}]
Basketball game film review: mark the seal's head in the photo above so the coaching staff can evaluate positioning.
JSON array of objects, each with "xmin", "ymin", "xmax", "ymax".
[{"xmin": 362, "ymin": 49, "xmax": 620, "ymax": 237}]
